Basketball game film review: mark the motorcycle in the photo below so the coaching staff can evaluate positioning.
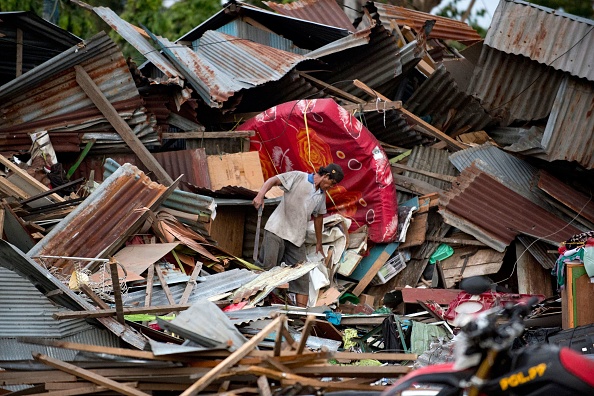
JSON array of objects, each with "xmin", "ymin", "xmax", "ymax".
[{"xmin": 382, "ymin": 276, "xmax": 594, "ymax": 396}]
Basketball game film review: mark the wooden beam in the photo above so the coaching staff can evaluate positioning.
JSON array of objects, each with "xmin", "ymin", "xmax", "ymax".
[
  {"xmin": 144, "ymin": 263, "xmax": 155, "ymax": 308},
  {"xmin": 16, "ymin": 28, "xmax": 23, "ymax": 77},
  {"xmin": 0, "ymin": 155, "xmax": 64, "ymax": 202},
  {"xmin": 298, "ymin": 72, "xmax": 366, "ymax": 104},
  {"xmin": 296, "ymin": 315, "xmax": 316, "ymax": 354},
  {"xmin": 353, "ymin": 79, "xmax": 391, "ymax": 101},
  {"xmin": 257, "ymin": 375, "xmax": 272, "ymax": 396},
  {"xmin": 154, "ymin": 263, "xmax": 176, "ymax": 306},
  {"xmin": 399, "ymin": 108, "xmax": 466, "ymax": 151},
  {"xmin": 52, "ymin": 304, "xmax": 195, "ymax": 320},
  {"xmin": 74, "ymin": 65, "xmax": 174, "ymax": 186},
  {"xmin": 180, "ymin": 315, "xmax": 284, "ymax": 396},
  {"xmin": 333, "ymin": 351, "xmax": 417, "ymax": 361},
  {"xmin": 109, "ymin": 259, "xmax": 125, "ymax": 324},
  {"xmin": 342, "ymin": 100, "xmax": 402, "ymax": 113},
  {"xmin": 352, "ymin": 249, "xmax": 393, "ymax": 296},
  {"xmin": 391, "ymin": 162, "xmax": 457, "ymax": 183},
  {"xmin": 179, "ymin": 261, "xmax": 202, "ymax": 305},
  {"xmin": 161, "ymin": 131, "xmax": 255, "ymax": 139},
  {"xmin": 33, "ymin": 353, "xmax": 151, "ymax": 396}
]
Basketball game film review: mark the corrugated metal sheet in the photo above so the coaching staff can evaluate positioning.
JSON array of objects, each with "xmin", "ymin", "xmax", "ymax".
[
  {"xmin": 542, "ymin": 75, "xmax": 594, "ymax": 169},
  {"xmin": 0, "ymin": 267, "xmax": 94, "ymax": 338},
  {"xmin": 485, "ymin": 0, "xmax": 594, "ymax": 81},
  {"xmin": 28, "ymin": 163, "xmax": 169, "ymax": 275},
  {"xmin": 0, "ymin": 328, "xmax": 119, "ymax": 361},
  {"xmin": 466, "ymin": 45, "xmax": 563, "ymax": 125},
  {"xmin": 538, "ymin": 171, "xmax": 594, "ymax": 225},
  {"xmin": 439, "ymin": 163, "xmax": 581, "ymax": 252},
  {"xmin": 404, "ymin": 145, "xmax": 458, "ymax": 191},
  {"xmin": 517, "ymin": 235, "xmax": 557, "ymax": 270},
  {"xmin": 123, "ymin": 268, "xmax": 258, "ymax": 306},
  {"xmin": 103, "ymin": 157, "xmax": 216, "ymax": 219},
  {"xmin": 225, "ymin": 305, "xmax": 283, "ymax": 325},
  {"xmin": 153, "ymin": 148, "xmax": 211, "ymax": 191},
  {"xmin": 0, "ymin": 32, "xmax": 156, "ymax": 150},
  {"xmin": 0, "ymin": 11, "xmax": 80, "ymax": 86},
  {"xmin": 405, "ymin": 64, "xmax": 495, "ymax": 135},
  {"xmin": 359, "ymin": 109, "xmax": 428, "ymax": 149},
  {"xmin": 177, "ymin": 2, "xmax": 349, "ymax": 51},
  {"xmin": 314, "ymin": 25, "xmax": 422, "ymax": 98},
  {"xmin": 205, "ymin": 18, "xmax": 311, "ymax": 55},
  {"xmin": 367, "ymin": 2, "xmax": 482, "ymax": 44},
  {"xmin": 485, "ymin": 126, "xmax": 546, "ymax": 156},
  {"xmin": 0, "ymin": 239, "xmax": 147, "ymax": 350},
  {"xmin": 152, "ymin": 30, "xmax": 313, "ymax": 108},
  {"xmin": 92, "ymin": 6, "xmax": 182, "ymax": 82},
  {"xmin": 263, "ymin": 0, "xmax": 356, "ymax": 32}
]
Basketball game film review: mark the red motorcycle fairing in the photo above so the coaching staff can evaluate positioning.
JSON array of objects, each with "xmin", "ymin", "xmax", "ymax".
[
  {"xmin": 382, "ymin": 363, "xmax": 473, "ymax": 396},
  {"xmin": 478, "ymin": 345, "xmax": 594, "ymax": 396}
]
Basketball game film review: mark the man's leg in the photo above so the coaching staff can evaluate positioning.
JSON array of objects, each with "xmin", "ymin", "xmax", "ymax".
[
  {"xmin": 284, "ymin": 242, "xmax": 309, "ymax": 305},
  {"xmin": 258, "ymin": 230, "xmax": 285, "ymax": 270}
]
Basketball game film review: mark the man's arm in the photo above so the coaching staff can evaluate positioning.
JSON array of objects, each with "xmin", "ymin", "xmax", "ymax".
[
  {"xmin": 313, "ymin": 214, "xmax": 325, "ymax": 258},
  {"xmin": 253, "ymin": 175, "xmax": 281, "ymax": 209}
]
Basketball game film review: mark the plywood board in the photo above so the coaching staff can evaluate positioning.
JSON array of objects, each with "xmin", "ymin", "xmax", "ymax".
[
  {"xmin": 207, "ymin": 151, "xmax": 265, "ymax": 191},
  {"xmin": 209, "ymin": 205, "xmax": 246, "ymax": 257},
  {"xmin": 399, "ymin": 213, "xmax": 428, "ymax": 249},
  {"xmin": 440, "ymin": 246, "xmax": 504, "ymax": 288}
]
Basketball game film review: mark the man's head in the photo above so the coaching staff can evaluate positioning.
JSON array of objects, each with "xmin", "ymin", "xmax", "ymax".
[{"xmin": 319, "ymin": 163, "xmax": 344, "ymax": 185}]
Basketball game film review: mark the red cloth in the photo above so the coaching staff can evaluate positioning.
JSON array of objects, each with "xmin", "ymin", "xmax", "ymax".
[{"xmin": 240, "ymin": 99, "xmax": 398, "ymax": 243}]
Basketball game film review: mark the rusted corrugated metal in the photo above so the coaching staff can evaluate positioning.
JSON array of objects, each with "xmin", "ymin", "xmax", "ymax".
[
  {"xmin": 405, "ymin": 64, "xmax": 495, "ymax": 135},
  {"xmin": 404, "ymin": 145, "xmax": 458, "ymax": 191},
  {"xmin": 153, "ymin": 148, "xmax": 211, "ymax": 191},
  {"xmin": 28, "ymin": 163, "xmax": 168, "ymax": 275},
  {"xmin": 0, "ymin": 32, "xmax": 155, "ymax": 150},
  {"xmin": 439, "ymin": 163, "xmax": 582, "ymax": 252},
  {"xmin": 538, "ymin": 170, "xmax": 594, "ymax": 225},
  {"xmin": 466, "ymin": 45, "xmax": 563, "ymax": 125},
  {"xmin": 361, "ymin": 109, "xmax": 428, "ymax": 149},
  {"xmin": 486, "ymin": 0, "xmax": 594, "ymax": 81},
  {"xmin": 541, "ymin": 76, "xmax": 594, "ymax": 169},
  {"xmin": 177, "ymin": 2, "xmax": 349, "ymax": 51},
  {"xmin": 151, "ymin": 31, "xmax": 314, "ymax": 108},
  {"xmin": 0, "ymin": 11, "xmax": 80, "ymax": 86},
  {"xmin": 263, "ymin": 0, "xmax": 355, "ymax": 32},
  {"xmin": 366, "ymin": 2, "xmax": 482, "ymax": 44},
  {"xmin": 517, "ymin": 236, "xmax": 556, "ymax": 270},
  {"xmin": 92, "ymin": 6, "xmax": 182, "ymax": 83},
  {"xmin": 314, "ymin": 24, "xmax": 423, "ymax": 99},
  {"xmin": 0, "ymin": 240, "xmax": 147, "ymax": 350}
]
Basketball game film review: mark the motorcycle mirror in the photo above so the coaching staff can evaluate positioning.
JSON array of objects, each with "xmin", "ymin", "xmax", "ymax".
[{"xmin": 460, "ymin": 276, "xmax": 494, "ymax": 295}]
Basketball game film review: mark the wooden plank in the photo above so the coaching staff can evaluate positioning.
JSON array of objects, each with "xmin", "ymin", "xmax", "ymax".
[
  {"xmin": 208, "ymin": 205, "xmax": 246, "ymax": 256},
  {"xmin": 425, "ymin": 236, "xmax": 486, "ymax": 246},
  {"xmin": 161, "ymin": 131, "xmax": 255, "ymax": 139},
  {"xmin": 179, "ymin": 261, "xmax": 202, "ymax": 305},
  {"xmin": 180, "ymin": 315, "xmax": 284, "ymax": 396},
  {"xmin": 109, "ymin": 259, "xmax": 125, "ymax": 324},
  {"xmin": 391, "ymin": 162, "xmax": 457, "ymax": 183},
  {"xmin": 0, "ymin": 205, "xmax": 4, "ymax": 238},
  {"xmin": 296, "ymin": 315, "xmax": 316, "ymax": 354},
  {"xmin": 74, "ymin": 65, "xmax": 173, "ymax": 186},
  {"xmin": 399, "ymin": 213, "xmax": 428, "ymax": 249},
  {"xmin": 0, "ymin": 155, "xmax": 64, "ymax": 202},
  {"xmin": 154, "ymin": 264, "xmax": 177, "ymax": 306},
  {"xmin": 515, "ymin": 241, "xmax": 553, "ymax": 297},
  {"xmin": 291, "ymin": 365, "xmax": 410, "ymax": 377},
  {"xmin": 333, "ymin": 351, "xmax": 417, "ymax": 361},
  {"xmin": 144, "ymin": 263, "xmax": 155, "ymax": 307},
  {"xmin": 392, "ymin": 173, "xmax": 444, "ymax": 196},
  {"xmin": 16, "ymin": 28, "xmax": 23, "ymax": 77},
  {"xmin": 398, "ymin": 108, "xmax": 466, "ymax": 151},
  {"xmin": 0, "ymin": 370, "xmax": 76, "ymax": 385},
  {"xmin": 257, "ymin": 375, "xmax": 272, "ymax": 396},
  {"xmin": 52, "ymin": 304, "xmax": 196, "ymax": 319},
  {"xmin": 298, "ymin": 72, "xmax": 366, "ymax": 104},
  {"xmin": 263, "ymin": 357, "xmax": 294, "ymax": 374},
  {"xmin": 33, "ymin": 353, "xmax": 150, "ymax": 396},
  {"xmin": 0, "ymin": 176, "xmax": 30, "ymax": 199},
  {"xmin": 79, "ymin": 284, "xmax": 110, "ymax": 309},
  {"xmin": 352, "ymin": 243, "xmax": 398, "ymax": 296}
]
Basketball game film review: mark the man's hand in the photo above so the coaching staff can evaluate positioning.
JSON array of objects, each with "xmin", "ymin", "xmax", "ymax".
[
  {"xmin": 253, "ymin": 195, "xmax": 264, "ymax": 210},
  {"xmin": 316, "ymin": 240, "xmax": 326, "ymax": 258}
]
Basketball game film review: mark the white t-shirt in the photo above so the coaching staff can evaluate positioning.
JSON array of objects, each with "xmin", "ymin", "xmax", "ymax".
[{"xmin": 265, "ymin": 171, "xmax": 327, "ymax": 247}]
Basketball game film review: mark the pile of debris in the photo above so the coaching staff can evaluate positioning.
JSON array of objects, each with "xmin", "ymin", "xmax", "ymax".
[{"xmin": 1, "ymin": 0, "xmax": 594, "ymax": 394}]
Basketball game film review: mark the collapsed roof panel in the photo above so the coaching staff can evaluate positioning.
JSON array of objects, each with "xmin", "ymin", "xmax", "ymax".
[
  {"xmin": 542, "ymin": 75, "xmax": 594, "ymax": 169},
  {"xmin": 0, "ymin": 32, "xmax": 156, "ymax": 150},
  {"xmin": 0, "ymin": 11, "xmax": 81, "ymax": 86},
  {"xmin": 405, "ymin": 64, "xmax": 495, "ymax": 135},
  {"xmin": 404, "ymin": 145, "xmax": 458, "ymax": 191},
  {"xmin": 0, "ymin": 239, "xmax": 147, "ymax": 350},
  {"xmin": 439, "ymin": 163, "xmax": 582, "ymax": 252},
  {"xmin": 466, "ymin": 45, "xmax": 564, "ymax": 125},
  {"xmin": 178, "ymin": 1, "xmax": 350, "ymax": 50},
  {"xmin": 152, "ymin": 31, "xmax": 315, "ymax": 108},
  {"xmin": 486, "ymin": 0, "xmax": 594, "ymax": 81},
  {"xmin": 28, "ymin": 163, "xmax": 169, "ymax": 275},
  {"xmin": 263, "ymin": 0, "xmax": 356, "ymax": 32},
  {"xmin": 366, "ymin": 1, "xmax": 482, "ymax": 44},
  {"xmin": 92, "ymin": 6, "xmax": 182, "ymax": 83}
]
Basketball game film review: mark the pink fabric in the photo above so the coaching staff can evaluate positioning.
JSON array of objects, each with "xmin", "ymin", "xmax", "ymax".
[{"xmin": 240, "ymin": 99, "xmax": 398, "ymax": 243}]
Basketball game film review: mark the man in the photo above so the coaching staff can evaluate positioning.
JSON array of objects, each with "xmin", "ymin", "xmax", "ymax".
[{"xmin": 252, "ymin": 163, "xmax": 344, "ymax": 304}]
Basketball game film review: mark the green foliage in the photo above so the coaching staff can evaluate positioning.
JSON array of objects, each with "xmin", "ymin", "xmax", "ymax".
[{"xmin": 530, "ymin": 0, "xmax": 593, "ymax": 18}]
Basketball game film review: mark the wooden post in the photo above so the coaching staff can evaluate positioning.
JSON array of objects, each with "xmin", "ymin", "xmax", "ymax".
[
  {"xmin": 109, "ymin": 258, "xmax": 125, "ymax": 325},
  {"xmin": 16, "ymin": 28, "xmax": 23, "ymax": 77}
]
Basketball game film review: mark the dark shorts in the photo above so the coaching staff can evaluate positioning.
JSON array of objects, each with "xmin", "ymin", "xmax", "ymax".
[{"xmin": 258, "ymin": 230, "xmax": 309, "ymax": 294}]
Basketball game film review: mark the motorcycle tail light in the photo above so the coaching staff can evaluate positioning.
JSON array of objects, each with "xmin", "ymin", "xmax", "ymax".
[{"xmin": 559, "ymin": 348, "xmax": 594, "ymax": 387}]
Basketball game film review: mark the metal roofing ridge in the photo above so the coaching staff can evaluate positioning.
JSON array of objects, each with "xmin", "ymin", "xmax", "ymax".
[
  {"xmin": 263, "ymin": 0, "xmax": 356, "ymax": 32},
  {"xmin": 305, "ymin": 25, "xmax": 372, "ymax": 58},
  {"xmin": 498, "ymin": 0, "xmax": 594, "ymax": 25},
  {"xmin": 0, "ymin": 32, "xmax": 113, "ymax": 101},
  {"xmin": 0, "ymin": 10, "xmax": 81, "ymax": 42}
]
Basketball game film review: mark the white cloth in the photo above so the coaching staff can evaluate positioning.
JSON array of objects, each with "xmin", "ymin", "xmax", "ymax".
[{"xmin": 265, "ymin": 171, "xmax": 326, "ymax": 246}]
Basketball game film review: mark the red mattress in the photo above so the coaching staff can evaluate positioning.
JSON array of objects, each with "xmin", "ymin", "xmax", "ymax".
[{"xmin": 240, "ymin": 99, "xmax": 398, "ymax": 243}]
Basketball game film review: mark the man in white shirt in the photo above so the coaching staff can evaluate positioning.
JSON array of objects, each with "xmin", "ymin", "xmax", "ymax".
[{"xmin": 252, "ymin": 164, "xmax": 344, "ymax": 304}]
